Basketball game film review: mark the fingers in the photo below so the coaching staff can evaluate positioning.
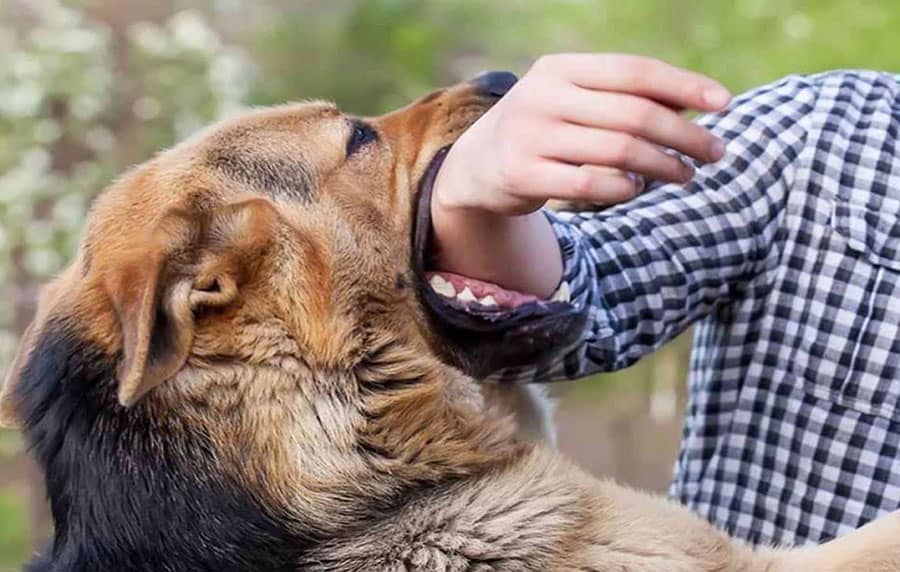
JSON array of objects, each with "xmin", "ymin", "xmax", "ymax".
[
  {"xmin": 535, "ymin": 122, "xmax": 695, "ymax": 184},
  {"xmin": 515, "ymin": 161, "xmax": 642, "ymax": 205},
  {"xmin": 580, "ymin": 166, "xmax": 644, "ymax": 204},
  {"xmin": 531, "ymin": 53, "xmax": 732, "ymax": 112},
  {"xmin": 557, "ymin": 87, "xmax": 725, "ymax": 164},
  {"xmin": 431, "ymin": 53, "xmax": 731, "ymax": 218}
]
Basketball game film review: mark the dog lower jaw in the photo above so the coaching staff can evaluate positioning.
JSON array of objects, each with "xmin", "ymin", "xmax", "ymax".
[
  {"xmin": 411, "ymin": 148, "xmax": 573, "ymax": 329},
  {"xmin": 410, "ymin": 148, "xmax": 588, "ymax": 379}
]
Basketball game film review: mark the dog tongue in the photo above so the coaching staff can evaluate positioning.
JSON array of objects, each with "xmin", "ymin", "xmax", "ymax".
[{"xmin": 425, "ymin": 271, "xmax": 540, "ymax": 309}]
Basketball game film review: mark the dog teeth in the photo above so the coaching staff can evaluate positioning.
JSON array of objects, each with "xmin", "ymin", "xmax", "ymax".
[
  {"xmin": 428, "ymin": 275, "xmax": 501, "ymax": 309},
  {"xmin": 551, "ymin": 281, "xmax": 571, "ymax": 303},
  {"xmin": 429, "ymin": 275, "xmax": 456, "ymax": 298},
  {"xmin": 479, "ymin": 295, "xmax": 497, "ymax": 307},
  {"xmin": 457, "ymin": 287, "xmax": 477, "ymax": 303}
]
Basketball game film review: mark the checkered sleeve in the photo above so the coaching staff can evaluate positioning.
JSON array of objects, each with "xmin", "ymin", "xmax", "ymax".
[{"xmin": 493, "ymin": 75, "xmax": 819, "ymax": 384}]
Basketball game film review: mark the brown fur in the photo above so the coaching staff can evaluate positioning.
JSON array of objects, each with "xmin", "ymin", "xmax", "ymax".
[{"xmin": 2, "ymin": 80, "xmax": 900, "ymax": 571}]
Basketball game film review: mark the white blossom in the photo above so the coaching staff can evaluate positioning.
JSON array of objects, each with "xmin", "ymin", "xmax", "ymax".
[
  {"xmin": 25, "ymin": 248, "xmax": 63, "ymax": 278},
  {"xmin": 133, "ymin": 96, "xmax": 162, "ymax": 121},
  {"xmin": 33, "ymin": 119, "xmax": 62, "ymax": 144},
  {"xmin": 169, "ymin": 10, "xmax": 221, "ymax": 54},
  {"xmin": 0, "ymin": 4, "xmax": 250, "ymax": 367},
  {"xmin": 129, "ymin": 22, "xmax": 170, "ymax": 56},
  {"xmin": 71, "ymin": 94, "xmax": 105, "ymax": 120},
  {"xmin": 85, "ymin": 126, "xmax": 116, "ymax": 152},
  {"xmin": 0, "ymin": 83, "xmax": 44, "ymax": 117}
]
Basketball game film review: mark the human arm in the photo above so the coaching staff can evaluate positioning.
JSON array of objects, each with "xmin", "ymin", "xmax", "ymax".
[{"xmin": 430, "ymin": 68, "xmax": 816, "ymax": 381}]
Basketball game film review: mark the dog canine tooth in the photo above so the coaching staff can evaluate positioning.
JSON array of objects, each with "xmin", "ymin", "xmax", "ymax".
[
  {"xmin": 457, "ymin": 287, "xmax": 477, "ymax": 303},
  {"xmin": 479, "ymin": 295, "xmax": 497, "ymax": 307},
  {"xmin": 551, "ymin": 281, "xmax": 571, "ymax": 303},
  {"xmin": 429, "ymin": 274, "xmax": 456, "ymax": 298}
]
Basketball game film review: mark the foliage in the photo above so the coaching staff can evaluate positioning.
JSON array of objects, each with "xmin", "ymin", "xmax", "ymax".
[
  {"xmin": 0, "ymin": 0, "xmax": 251, "ymax": 381},
  {"xmin": 0, "ymin": 5, "xmax": 249, "ymax": 564},
  {"xmin": 248, "ymin": 0, "xmax": 523, "ymax": 113},
  {"xmin": 247, "ymin": 0, "xmax": 900, "ymax": 114}
]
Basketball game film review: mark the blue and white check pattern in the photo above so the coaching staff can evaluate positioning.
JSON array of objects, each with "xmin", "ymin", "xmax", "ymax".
[{"xmin": 494, "ymin": 70, "xmax": 900, "ymax": 546}]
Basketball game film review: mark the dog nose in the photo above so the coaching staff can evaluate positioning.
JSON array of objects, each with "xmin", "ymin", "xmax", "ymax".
[{"xmin": 472, "ymin": 70, "xmax": 518, "ymax": 98}]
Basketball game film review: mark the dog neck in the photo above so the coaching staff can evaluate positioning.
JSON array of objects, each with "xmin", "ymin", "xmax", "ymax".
[
  {"xmin": 198, "ymin": 328, "xmax": 526, "ymax": 528},
  {"xmin": 14, "ymin": 312, "xmax": 523, "ymax": 570},
  {"xmin": 354, "ymin": 335, "xmax": 523, "ymax": 477},
  {"xmin": 205, "ymin": 330, "xmax": 524, "ymax": 516},
  {"xmin": 15, "ymin": 319, "xmax": 316, "ymax": 572}
]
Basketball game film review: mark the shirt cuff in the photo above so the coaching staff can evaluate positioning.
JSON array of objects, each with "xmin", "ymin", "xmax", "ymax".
[
  {"xmin": 542, "ymin": 208, "xmax": 591, "ymax": 313},
  {"xmin": 484, "ymin": 208, "xmax": 613, "ymax": 384}
]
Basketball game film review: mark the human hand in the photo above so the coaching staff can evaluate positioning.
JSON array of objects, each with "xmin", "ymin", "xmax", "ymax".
[{"xmin": 433, "ymin": 53, "xmax": 732, "ymax": 216}]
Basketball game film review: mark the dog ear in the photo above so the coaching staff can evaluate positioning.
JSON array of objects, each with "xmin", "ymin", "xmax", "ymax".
[
  {"xmin": 0, "ymin": 197, "xmax": 281, "ymax": 422},
  {"xmin": 110, "ymin": 198, "xmax": 278, "ymax": 407},
  {"xmin": 106, "ymin": 208, "xmax": 197, "ymax": 407}
]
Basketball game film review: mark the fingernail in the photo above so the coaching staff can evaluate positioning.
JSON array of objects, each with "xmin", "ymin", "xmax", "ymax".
[
  {"xmin": 709, "ymin": 138, "xmax": 726, "ymax": 161},
  {"xmin": 703, "ymin": 85, "xmax": 731, "ymax": 108},
  {"xmin": 681, "ymin": 162, "xmax": 695, "ymax": 182},
  {"xmin": 626, "ymin": 172, "xmax": 645, "ymax": 192}
]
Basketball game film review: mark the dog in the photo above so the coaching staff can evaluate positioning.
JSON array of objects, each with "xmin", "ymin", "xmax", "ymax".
[{"xmin": 2, "ymin": 71, "xmax": 899, "ymax": 571}]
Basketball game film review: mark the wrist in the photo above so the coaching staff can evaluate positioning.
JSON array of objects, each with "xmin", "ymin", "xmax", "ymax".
[{"xmin": 430, "ymin": 144, "xmax": 480, "ymax": 212}]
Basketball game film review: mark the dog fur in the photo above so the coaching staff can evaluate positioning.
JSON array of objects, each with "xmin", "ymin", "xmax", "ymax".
[{"xmin": 2, "ymin": 78, "xmax": 900, "ymax": 571}]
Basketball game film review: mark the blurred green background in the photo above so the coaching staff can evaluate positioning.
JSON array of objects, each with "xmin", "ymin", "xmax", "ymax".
[{"xmin": 0, "ymin": 0, "xmax": 897, "ymax": 568}]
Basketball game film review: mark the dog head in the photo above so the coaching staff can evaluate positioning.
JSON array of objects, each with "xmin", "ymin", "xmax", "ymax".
[
  {"xmin": 2, "ymin": 70, "xmax": 579, "ymax": 425},
  {"xmin": 0, "ymin": 72, "xmax": 576, "ymax": 567}
]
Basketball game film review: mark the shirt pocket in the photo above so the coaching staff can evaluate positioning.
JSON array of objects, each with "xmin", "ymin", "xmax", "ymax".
[
  {"xmin": 823, "ymin": 191, "xmax": 900, "ymax": 418},
  {"xmin": 833, "ymin": 200, "xmax": 900, "ymax": 271}
]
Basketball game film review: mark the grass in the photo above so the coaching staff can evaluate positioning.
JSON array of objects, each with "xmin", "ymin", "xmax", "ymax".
[
  {"xmin": 0, "ymin": 430, "xmax": 28, "ymax": 571},
  {"xmin": 0, "ymin": 489, "xmax": 28, "ymax": 572}
]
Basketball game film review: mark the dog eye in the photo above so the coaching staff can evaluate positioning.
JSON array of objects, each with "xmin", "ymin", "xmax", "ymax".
[{"xmin": 346, "ymin": 121, "xmax": 378, "ymax": 157}]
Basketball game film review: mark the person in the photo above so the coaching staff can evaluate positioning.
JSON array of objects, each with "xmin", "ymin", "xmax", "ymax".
[{"xmin": 428, "ymin": 53, "xmax": 900, "ymax": 547}]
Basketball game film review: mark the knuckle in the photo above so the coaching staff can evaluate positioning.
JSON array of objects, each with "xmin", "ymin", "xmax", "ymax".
[
  {"xmin": 685, "ymin": 83, "xmax": 711, "ymax": 108},
  {"xmin": 605, "ymin": 137, "xmax": 636, "ymax": 165},
  {"xmin": 629, "ymin": 55, "xmax": 662, "ymax": 73},
  {"xmin": 505, "ymin": 79, "xmax": 552, "ymax": 114},
  {"xmin": 620, "ymin": 67, "xmax": 642, "ymax": 89},
  {"xmin": 608, "ymin": 57, "xmax": 641, "ymax": 83},
  {"xmin": 629, "ymin": 102, "xmax": 658, "ymax": 130},
  {"xmin": 531, "ymin": 54, "xmax": 559, "ymax": 74},
  {"xmin": 666, "ymin": 156, "xmax": 688, "ymax": 178},
  {"xmin": 695, "ymin": 130, "xmax": 717, "ymax": 153},
  {"xmin": 507, "ymin": 88, "xmax": 539, "ymax": 113},
  {"xmin": 531, "ymin": 53, "xmax": 577, "ymax": 78},
  {"xmin": 615, "ymin": 55, "xmax": 663, "ymax": 86},
  {"xmin": 496, "ymin": 92, "xmax": 524, "ymax": 118},
  {"xmin": 495, "ymin": 148, "xmax": 525, "ymax": 190},
  {"xmin": 570, "ymin": 169, "xmax": 594, "ymax": 197}
]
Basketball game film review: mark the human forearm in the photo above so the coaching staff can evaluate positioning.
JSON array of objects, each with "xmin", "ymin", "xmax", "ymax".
[{"xmin": 430, "ymin": 199, "xmax": 562, "ymax": 299}]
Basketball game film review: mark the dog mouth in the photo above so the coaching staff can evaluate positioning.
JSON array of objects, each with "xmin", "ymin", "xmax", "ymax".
[{"xmin": 411, "ymin": 148, "xmax": 585, "ymax": 377}]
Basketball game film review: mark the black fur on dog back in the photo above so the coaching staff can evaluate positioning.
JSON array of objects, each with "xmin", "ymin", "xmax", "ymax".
[{"xmin": 14, "ymin": 319, "xmax": 312, "ymax": 572}]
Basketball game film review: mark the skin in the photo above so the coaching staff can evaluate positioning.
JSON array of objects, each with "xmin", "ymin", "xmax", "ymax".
[{"xmin": 430, "ymin": 53, "xmax": 733, "ymax": 297}]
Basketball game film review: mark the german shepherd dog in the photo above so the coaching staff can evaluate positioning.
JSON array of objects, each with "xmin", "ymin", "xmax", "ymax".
[{"xmin": 2, "ymin": 72, "xmax": 899, "ymax": 571}]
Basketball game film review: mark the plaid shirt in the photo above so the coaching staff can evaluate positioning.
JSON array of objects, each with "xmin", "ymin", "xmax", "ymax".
[{"xmin": 493, "ymin": 70, "xmax": 900, "ymax": 546}]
